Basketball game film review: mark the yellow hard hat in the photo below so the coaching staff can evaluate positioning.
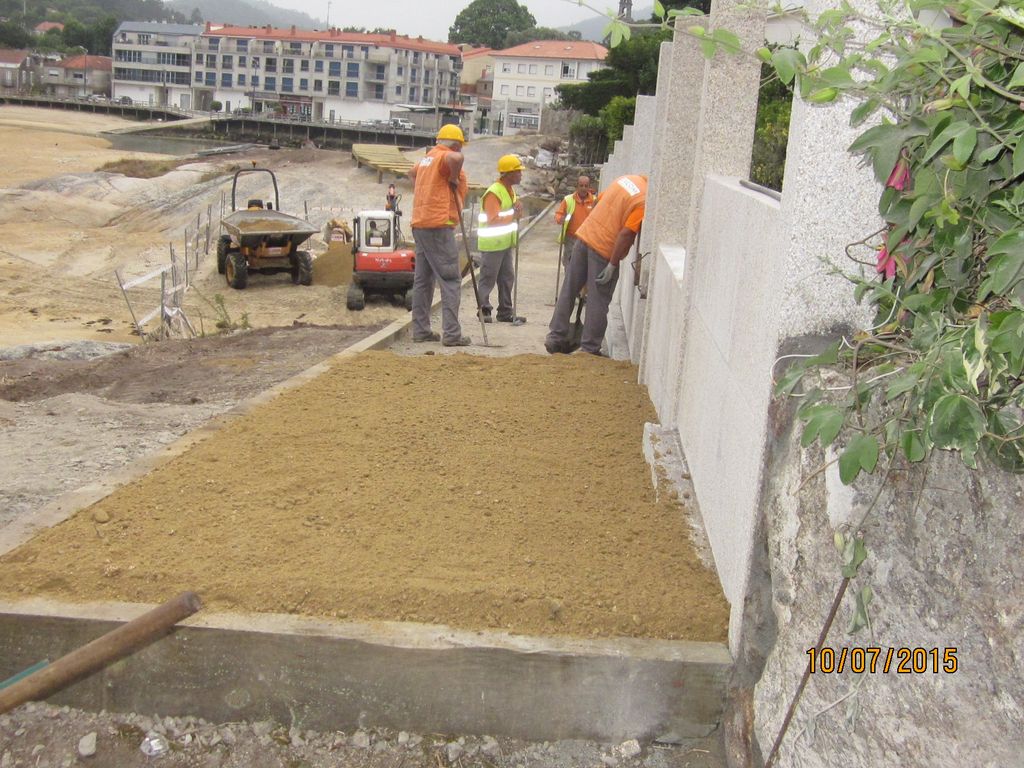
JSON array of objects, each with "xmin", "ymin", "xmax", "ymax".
[
  {"xmin": 498, "ymin": 154, "xmax": 525, "ymax": 173},
  {"xmin": 436, "ymin": 124, "xmax": 466, "ymax": 143}
]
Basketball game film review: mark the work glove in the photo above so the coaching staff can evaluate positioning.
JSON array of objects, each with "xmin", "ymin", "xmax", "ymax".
[{"xmin": 595, "ymin": 262, "xmax": 618, "ymax": 286}]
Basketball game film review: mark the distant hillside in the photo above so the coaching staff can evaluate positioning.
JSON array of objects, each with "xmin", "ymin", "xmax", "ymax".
[
  {"xmin": 163, "ymin": 0, "xmax": 322, "ymax": 28},
  {"xmin": 560, "ymin": 6, "xmax": 654, "ymax": 42}
]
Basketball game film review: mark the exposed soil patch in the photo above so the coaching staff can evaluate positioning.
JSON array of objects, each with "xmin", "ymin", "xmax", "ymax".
[{"xmin": 0, "ymin": 352, "xmax": 729, "ymax": 642}]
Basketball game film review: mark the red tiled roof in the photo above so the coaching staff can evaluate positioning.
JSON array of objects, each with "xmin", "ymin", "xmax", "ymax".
[
  {"xmin": 0, "ymin": 48, "xmax": 29, "ymax": 65},
  {"xmin": 35, "ymin": 21, "xmax": 65, "ymax": 32},
  {"xmin": 462, "ymin": 47, "xmax": 493, "ymax": 60},
  {"xmin": 492, "ymin": 40, "xmax": 608, "ymax": 61},
  {"xmin": 204, "ymin": 24, "xmax": 461, "ymax": 56},
  {"xmin": 59, "ymin": 55, "xmax": 113, "ymax": 71}
]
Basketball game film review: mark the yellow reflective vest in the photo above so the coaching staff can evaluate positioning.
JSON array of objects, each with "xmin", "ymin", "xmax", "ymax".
[{"xmin": 477, "ymin": 182, "xmax": 518, "ymax": 252}]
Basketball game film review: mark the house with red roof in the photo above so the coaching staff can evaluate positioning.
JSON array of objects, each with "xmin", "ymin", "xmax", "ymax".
[
  {"xmin": 489, "ymin": 40, "xmax": 607, "ymax": 135},
  {"xmin": 41, "ymin": 54, "xmax": 112, "ymax": 98},
  {"xmin": 0, "ymin": 49, "xmax": 35, "ymax": 91},
  {"xmin": 34, "ymin": 21, "xmax": 65, "ymax": 35}
]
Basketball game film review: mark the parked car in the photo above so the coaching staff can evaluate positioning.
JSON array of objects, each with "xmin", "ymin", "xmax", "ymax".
[
  {"xmin": 117, "ymin": 96, "xmax": 133, "ymax": 105},
  {"xmin": 389, "ymin": 118, "xmax": 415, "ymax": 131},
  {"xmin": 87, "ymin": 94, "xmax": 107, "ymax": 103}
]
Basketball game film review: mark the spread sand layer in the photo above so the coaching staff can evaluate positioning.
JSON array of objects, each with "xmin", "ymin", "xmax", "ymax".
[{"xmin": 0, "ymin": 352, "xmax": 728, "ymax": 641}]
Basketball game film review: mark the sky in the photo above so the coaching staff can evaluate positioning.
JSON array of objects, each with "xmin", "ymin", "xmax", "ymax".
[{"xmin": 274, "ymin": 0, "xmax": 615, "ymax": 42}]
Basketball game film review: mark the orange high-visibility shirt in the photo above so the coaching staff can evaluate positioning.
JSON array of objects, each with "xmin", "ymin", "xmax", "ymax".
[
  {"xmin": 576, "ymin": 175, "xmax": 647, "ymax": 261},
  {"xmin": 410, "ymin": 144, "xmax": 469, "ymax": 229},
  {"xmin": 554, "ymin": 191, "xmax": 598, "ymax": 239}
]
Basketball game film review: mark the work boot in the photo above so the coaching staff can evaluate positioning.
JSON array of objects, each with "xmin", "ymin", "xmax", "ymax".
[
  {"xmin": 412, "ymin": 331, "xmax": 440, "ymax": 342},
  {"xmin": 544, "ymin": 339, "xmax": 572, "ymax": 355},
  {"xmin": 480, "ymin": 308, "xmax": 493, "ymax": 323},
  {"xmin": 497, "ymin": 315, "xmax": 526, "ymax": 324},
  {"xmin": 443, "ymin": 336, "xmax": 472, "ymax": 347}
]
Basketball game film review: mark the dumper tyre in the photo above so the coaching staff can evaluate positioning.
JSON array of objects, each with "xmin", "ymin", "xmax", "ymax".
[
  {"xmin": 404, "ymin": 288, "xmax": 414, "ymax": 311},
  {"xmin": 226, "ymin": 252, "xmax": 248, "ymax": 289},
  {"xmin": 346, "ymin": 283, "xmax": 365, "ymax": 311},
  {"xmin": 216, "ymin": 236, "xmax": 231, "ymax": 274},
  {"xmin": 292, "ymin": 250, "xmax": 313, "ymax": 286}
]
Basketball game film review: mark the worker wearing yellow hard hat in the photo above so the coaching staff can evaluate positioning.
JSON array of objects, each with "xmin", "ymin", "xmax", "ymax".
[
  {"xmin": 407, "ymin": 122, "xmax": 471, "ymax": 346},
  {"xmin": 476, "ymin": 154, "xmax": 526, "ymax": 325}
]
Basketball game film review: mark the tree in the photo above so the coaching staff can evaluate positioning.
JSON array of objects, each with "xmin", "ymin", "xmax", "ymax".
[
  {"xmin": 189, "ymin": 7, "xmax": 203, "ymax": 24},
  {"xmin": 598, "ymin": 95, "xmax": 635, "ymax": 143},
  {"xmin": 448, "ymin": 0, "xmax": 535, "ymax": 49},
  {"xmin": 556, "ymin": 30, "xmax": 668, "ymax": 116},
  {"xmin": 0, "ymin": 21, "xmax": 31, "ymax": 49},
  {"xmin": 502, "ymin": 26, "xmax": 572, "ymax": 48}
]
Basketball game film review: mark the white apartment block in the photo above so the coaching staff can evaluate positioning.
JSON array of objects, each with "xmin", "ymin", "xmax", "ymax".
[
  {"xmin": 490, "ymin": 40, "xmax": 607, "ymax": 134},
  {"xmin": 112, "ymin": 21, "xmax": 462, "ymax": 122}
]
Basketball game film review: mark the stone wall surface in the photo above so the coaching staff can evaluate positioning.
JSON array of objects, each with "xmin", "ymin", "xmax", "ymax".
[{"xmin": 753, "ymin": 411, "xmax": 1024, "ymax": 767}]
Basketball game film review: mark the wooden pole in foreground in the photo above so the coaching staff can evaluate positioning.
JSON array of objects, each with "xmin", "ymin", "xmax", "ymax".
[{"xmin": 0, "ymin": 591, "xmax": 202, "ymax": 715}]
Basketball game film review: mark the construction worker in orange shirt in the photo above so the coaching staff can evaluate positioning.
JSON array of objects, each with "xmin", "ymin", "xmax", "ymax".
[
  {"xmin": 407, "ymin": 124, "xmax": 471, "ymax": 347},
  {"xmin": 545, "ymin": 174, "xmax": 647, "ymax": 356},
  {"xmin": 554, "ymin": 175, "xmax": 598, "ymax": 265},
  {"xmin": 475, "ymin": 154, "xmax": 526, "ymax": 324}
]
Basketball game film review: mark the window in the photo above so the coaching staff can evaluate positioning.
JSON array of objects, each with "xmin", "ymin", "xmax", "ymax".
[
  {"xmin": 410, "ymin": 67, "xmax": 418, "ymax": 81},
  {"xmin": 300, "ymin": 60, "xmax": 309, "ymax": 72},
  {"xmin": 251, "ymin": 75, "xmax": 259, "ymax": 87},
  {"xmin": 265, "ymin": 57, "xmax": 277, "ymax": 73},
  {"xmin": 238, "ymin": 73, "xmax": 246, "ymax": 86},
  {"xmin": 205, "ymin": 72, "xmax": 215, "ymax": 86},
  {"xmin": 543, "ymin": 86, "xmax": 552, "ymax": 98},
  {"xmin": 544, "ymin": 64, "xmax": 553, "ymax": 75},
  {"xmin": 324, "ymin": 44, "xmax": 334, "ymax": 57},
  {"xmin": 501, "ymin": 62, "xmax": 511, "ymax": 73},
  {"xmin": 264, "ymin": 76, "xmax": 276, "ymax": 90},
  {"xmin": 342, "ymin": 45, "xmax": 353, "ymax": 58},
  {"xmin": 561, "ymin": 62, "xmax": 576, "ymax": 78},
  {"xmin": 138, "ymin": 34, "xmax": 150, "ymax": 45},
  {"xmin": 517, "ymin": 63, "xmax": 526, "ymax": 73},
  {"xmin": 238, "ymin": 55, "xmax": 246, "ymax": 68},
  {"xmin": 222, "ymin": 55, "xmax": 232, "ymax": 69},
  {"xmin": 237, "ymin": 40, "xmax": 248, "ymax": 52},
  {"xmin": 194, "ymin": 71, "xmax": 202, "ymax": 82},
  {"xmin": 410, "ymin": 86, "xmax": 418, "ymax": 101},
  {"xmin": 347, "ymin": 62, "xmax": 359, "ymax": 78},
  {"xmin": 395, "ymin": 84, "xmax": 403, "ymax": 95},
  {"xmin": 499, "ymin": 84, "xmax": 508, "ymax": 94},
  {"xmin": 345, "ymin": 81, "xmax": 358, "ymax": 97},
  {"xmin": 361, "ymin": 46, "xmax": 369, "ymax": 58},
  {"xmin": 527, "ymin": 86, "xmax": 535, "ymax": 96},
  {"xmin": 328, "ymin": 81, "xmax": 340, "ymax": 95},
  {"xmin": 262, "ymin": 41, "xmax": 274, "ymax": 54},
  {"xmin": 314, "ymin": 79, "xmax": 323, "ymax": 91},
  {"xmin": 205, "ymin": 54, "xmax": 216, "ymax": 68},
  {"xmin": 195, "ymin": 54, "xmax": 202, "ymax": 64},
  {"xmin": 373, "ymin": 83, "xmax": 384, "ymax": 99},
  {"xmin": 315, "ymin": 60, "xmax": 323, "ymax": 72},
  {"xmin": 299, "ymin": 78, "xmax": 308, "ymax": 90},
  {"xmin": 516, "ymin": 85, "xmax": 524, "ymax": 96},
  {"xmin": 288, "ymin": 42, "xmax": 301, "ymax": 54},
  {"xmin": 282, "ymin": 77, "xmax": 293, "ymax": 92},
  {"xmin": 329, "ymin": 61, "xmax": 341, "ymax": 77},
  {"xmin": 373, "ymin": 64, "xmax": 385, "ymax": 79},
  {"xmin": 252, "ymin": 56, "xmax": 260, "ymax": 68},
  {"xmin": 221, "ymin": 73, "xmax": 232, "ymax": 87},
  {"xmin": 397, "ymin": 65, "xmax": 404, "ymax": 76},
  {"xmin": 509, "ymin": 112, "xmax": 539, "ymax": 129},
  {"xmin": 423, "ymin": 87, "xmax": 431, "ymax": 102},
  {"xmin": 283, "ymin": 59, "xmax": 294, "ymax": 74},
  {"xmin": 423, "ymin": 71, "xmax": 431, "ymax": 84},
  {"xmin": 529, "ymin": 64, "xmax": 537, "ymax": 74},
  {"xmin": 207, "ymin": 37, "xmax": 220, "ymax": 50}
]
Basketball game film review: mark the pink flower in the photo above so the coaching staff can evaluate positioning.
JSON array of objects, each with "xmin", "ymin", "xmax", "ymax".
[
  {"xmin": 876, "ymin": 245, "xmax": 897, "ymax": 279},
  {"xmin": 886, "ymin": 155, "xmax": 911, "ymax": 191}
]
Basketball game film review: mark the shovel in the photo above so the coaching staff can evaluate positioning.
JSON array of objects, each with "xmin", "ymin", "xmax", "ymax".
[
  {"xmin": 510, "ymin": 212, "xmax": 526, "ymax": 326},
  {"xmin": 553, "ymin": 237, "xmax": 564, "ymax": 306}
]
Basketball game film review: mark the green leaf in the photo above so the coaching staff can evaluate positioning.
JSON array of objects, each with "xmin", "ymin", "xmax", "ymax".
[
  {"xmin": 847, "ymin": 584, "xmax": 873, "ymax": 633},
  {"xmin": 800, "ymin": 404, "xmax": 845, "ymax": 448},
  {"xmin": 653, "ymin": 0, "xmax": 666, "ymax": 19},
  {"xmin": 756, "ymin": 46, "xmax": 772, "ymax": 64},
  {"xmin": 977, "ymin": 252, "xmax": 1024, "ymax": 301},
  {"xmin": 950, "ymin": 74, "xmax": 971, "ymax": 99},
  {"xmin": 850, "ymin": 98, "xmax": 880, "ymax": 126},
  {"xmin": 807, "ymin": 86, "xmax": 840, "ymax": 103},
  {"xmin": 712, "ymin": 28, "xmax": 741, "ymax": 54},
  {"xmin": 952, "ymin": 126, "xmax": 977, "ymax": 165},
  {"xmin": 774, "ymin": 361, "xmax": 807, "ymax": 396},
  {"xmin": 1010, "ymin": 62, "xmax": 1024, "ymax": 89},
  {"xmin": 886, "ymin": 372, "xmax": 921, "ymax": 400},
  {"xmin": 961, "ymin": 319, "xmax": 989, "ymax": 394},
  {"xmin": 1014, "ymin": 139, "xmax": 1024, "ymax": 178},
  {"xmin": 838, "ymin": 434, "xmax": 879, "ymax": 484},
  {"xmin": 922, "ymin": 121, "xmax": 972, "ymax": 164},
  {"xmin": 901, "ymin": 430, "xmax": 927, "ymax": 462},
  {"xmin": 819, "ymin": 66, "xmax": 856, "ymax": 89},
  {"xmin": 808, "ymin": 341, "xmax": 841, "ymax": 367},
  {"xmin": 772, "ymin": 47, "xmax": 802, "ymax": 86},
  {"xmin": 841, "ymin": 538, "xmax": 869, "ymax": 579},
  {"xmin": 928, "ymin": 393, "xmax": 986, "ymax": 465},
  {"xmin": 700, "ymin": 37, "xmax": 716, "ymax": 59},
  {"xmin": 667, "ymin": 7, "xmax": 705, "ymax": 17}
]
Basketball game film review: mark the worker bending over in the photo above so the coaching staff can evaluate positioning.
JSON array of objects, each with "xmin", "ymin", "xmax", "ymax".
[
  {"xmin": 554, "ymin": 175, "xmax": 598, "ymax": 264},
  {"xmin": 475, "ymin": 154, "xmax": 526, "ymax": 324},
  {"xmin": 408, "ymin": 124, "xmax": 471, "ymax": 347},
  {"xmin": 545, "ymin": 174, "xmax": 647, "ymax": 356}
]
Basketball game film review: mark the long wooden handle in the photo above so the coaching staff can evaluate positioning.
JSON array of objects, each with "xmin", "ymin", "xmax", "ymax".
[{"xmin": 0, "ymin": 591, "xmax": 202, "ymax": 715}]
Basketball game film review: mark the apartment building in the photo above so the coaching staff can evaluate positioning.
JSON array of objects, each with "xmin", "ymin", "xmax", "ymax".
[
  {"xmin": 490, "ymin": 40, "xmax": 607, "ymax": 134},
  {"xmin": 111, "ymin": 21, "xmax": 462, "ymax": 122},
  {"xmin": 112, "ymin": 22, "xmax": 204, "ymax": 109}
]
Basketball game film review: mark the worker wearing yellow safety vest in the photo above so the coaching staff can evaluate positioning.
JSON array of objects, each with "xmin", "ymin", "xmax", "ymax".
[
  {"xmin": 554, "ymin": 175, "xmax": 597, "ymax": 264},
  {"xmin": 475, "ymin": 154, "xmax": 526, "ymax": 323}
]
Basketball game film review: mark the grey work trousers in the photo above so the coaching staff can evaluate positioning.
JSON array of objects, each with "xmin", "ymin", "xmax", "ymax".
[
  {"xmin": 411, "ymin": 226, "xmax": 463, "ymax": 343},
  {"xmin": 546, "ymin": 239, "xmax": 617, "ymax": 354},
  {"xmin": 475, "ymin": 246, "xmax": 514, "ymax": 316}
]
